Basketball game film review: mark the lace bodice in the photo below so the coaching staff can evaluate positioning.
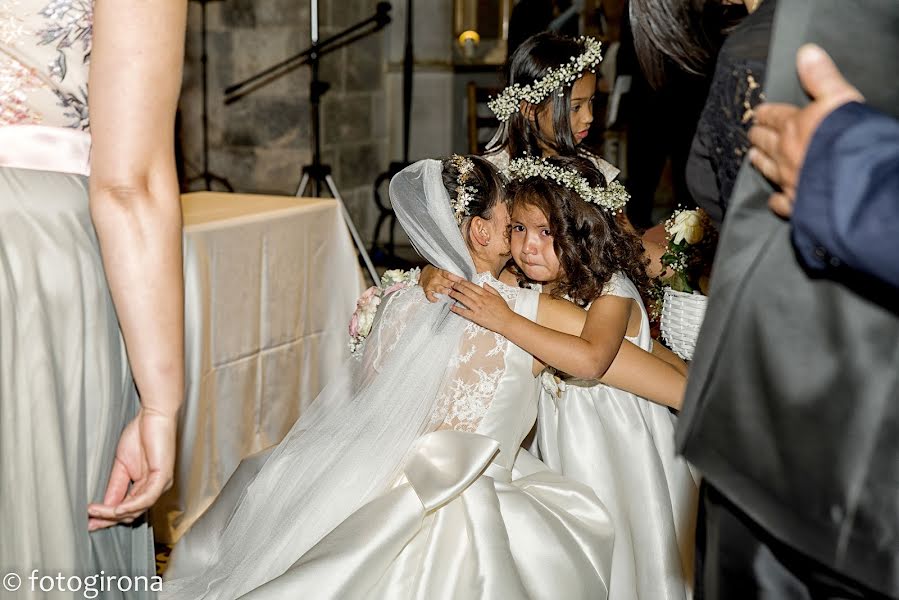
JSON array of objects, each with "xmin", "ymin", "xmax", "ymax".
[
  {"xmin": 1, "ymin": 0, "xmax": 91, "ymax": 128},
  {"xmin": 428, "ymin": 273, "xmax": 540, "ymax": 468}
]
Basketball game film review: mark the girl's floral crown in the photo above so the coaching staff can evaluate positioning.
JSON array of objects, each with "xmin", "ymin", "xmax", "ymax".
[
  {"xmin": 488, "ymin": 37, "xmax": 603, "ymax": 122},
  {"xmin": 502, "ymin": 156, "xmax": 630, "ymax": 213},
  {"xmin": 449, "ymin": 154, "xmax": 477, "ymax": 224}
]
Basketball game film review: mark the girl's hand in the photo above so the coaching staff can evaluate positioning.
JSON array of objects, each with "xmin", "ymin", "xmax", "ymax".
[
  {"xmin": 420, "ymin": 265, "xmax": 464, "ymax": 303},
  {"xmin": 449, "ymin": 281, "xmax": 514, "ymax": 334}
]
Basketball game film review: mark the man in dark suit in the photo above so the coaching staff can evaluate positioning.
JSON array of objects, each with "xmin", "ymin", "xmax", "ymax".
[
  {"xmin": 749, "ymin": 44, "xmax": 899, "ymax": 291},
  {"xmin": 676, "ymin": 1, "xmax": 899, "ymax": 598}
]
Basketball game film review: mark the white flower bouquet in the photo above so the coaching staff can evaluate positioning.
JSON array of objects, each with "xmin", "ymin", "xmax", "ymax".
[
  {"xmin": 649, "ymin": 208, "xmax": 717, "ymax": 360},
  {"xmin": 348, "ymin": 267, "xmax": 421, "ymax": 356}
]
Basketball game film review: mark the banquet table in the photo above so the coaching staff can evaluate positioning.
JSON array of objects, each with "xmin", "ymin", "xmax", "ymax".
[{"xmin": 150, "ymin": 192, "xmax": 363, "ymax": 543}]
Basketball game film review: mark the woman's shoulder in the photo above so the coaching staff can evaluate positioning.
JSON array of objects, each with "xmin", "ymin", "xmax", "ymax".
[
  {"xmin": 578, "ymin": 149, "xmax": 621, "ymax": 183},
  {"xmin": 601, "ymin": 271, "xmax": 638, "ymax": 299},
  {"xmin": 483, "ymin": 149, "xmax": 509, "ymax": 170},
  {"xmin": 475, "ymin": 272, "xmax": 521, "ymax": 303}
]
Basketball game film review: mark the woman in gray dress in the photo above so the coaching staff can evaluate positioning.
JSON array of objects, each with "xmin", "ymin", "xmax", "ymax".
[{"xmin": 0, "ymin": 0, "xmax": 186, "ymax": 596}]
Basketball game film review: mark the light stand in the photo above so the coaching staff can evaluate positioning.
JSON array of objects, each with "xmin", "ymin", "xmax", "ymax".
[
  {"xmin": 371, "ymin": 0, "xmax": 414, "ymax": 266},
  {"xmin": 224, "ymin": 2, "xmax": 392, "ymax": 286},
  {"xmin": 188, "ymin": 0, "xmax": 234, "ymax": 192}
]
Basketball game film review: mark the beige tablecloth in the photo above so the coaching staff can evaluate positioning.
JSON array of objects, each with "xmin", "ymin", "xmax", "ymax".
[{"xmin": 150, "ymin": 192, "xmax": 363, "ymax": 543}]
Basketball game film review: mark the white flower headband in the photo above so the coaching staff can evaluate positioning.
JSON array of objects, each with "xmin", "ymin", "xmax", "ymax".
[
  {"xmin": 502, "ymin": 156, "xmax": 630, "ymax": 213},
  {"xmin": 449, "ymin": 154, "xmax": 477, "ymax": 225},
  {"xmin": 488, "ymin": 37, "xmax": 603, "ymax": 122}
]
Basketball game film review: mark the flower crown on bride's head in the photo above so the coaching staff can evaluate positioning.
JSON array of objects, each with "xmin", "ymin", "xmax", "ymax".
[
  {"xmin": 488, "ymin": 37, "xmax": 603, "ymax": 122},
  {"xmin": 502, "ymin": 156, "xmax": 630, "ymax": 213},
  {"xmin": 449, "ymin": 154, "xmax": 477, "ymax": 224}
]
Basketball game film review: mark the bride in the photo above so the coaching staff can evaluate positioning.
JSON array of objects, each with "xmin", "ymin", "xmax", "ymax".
[{"xmin": 162, "ymin": 155, "xmax": 615, "ymax": 599}]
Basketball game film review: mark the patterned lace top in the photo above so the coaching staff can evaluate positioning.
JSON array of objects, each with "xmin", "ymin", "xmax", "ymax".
[
  {"xmin": 0, "ymin": 0, "xmax": 91, "ymax": 129},
  {"xmin": 685, "ymin": 0, "xmax": 776, "ymax": 227}
]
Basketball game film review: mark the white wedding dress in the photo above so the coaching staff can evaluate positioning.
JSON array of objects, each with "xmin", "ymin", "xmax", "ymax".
[
  {"xmin": 162, "ymin": 275, "xmax": 614, "ymax": 600},
  {"xmin": 535, "ymin": 273, "xmax": 699, "ymax": 600}
]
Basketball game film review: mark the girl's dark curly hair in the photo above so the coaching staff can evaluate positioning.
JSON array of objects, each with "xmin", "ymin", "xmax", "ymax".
[
  {"xmin": 507, "ymin": 156, "xmax": 649, "ymax": 306},
  {"xmin": 440, "ymin": 155, "xmax": 506, "ymax": 240}
]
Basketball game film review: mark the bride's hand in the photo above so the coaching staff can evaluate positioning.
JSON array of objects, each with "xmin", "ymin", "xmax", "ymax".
[
  {"xmin": 421, "ymin": 265, "xmax": 463, "ymax": 302},
  {"xmin": 448, "ymin": 281, "xmax": 513, "ymax": 334},
  {"xmin": 87, "ymin": 408, "xmax": 177, "ymax": 531}
]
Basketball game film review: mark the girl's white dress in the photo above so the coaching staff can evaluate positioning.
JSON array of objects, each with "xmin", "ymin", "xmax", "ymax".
[
  {"xmin": 535, "ymin": 273, "xmax": 699, "ymax": 600},
  {"xmin": 164, "ymin": 275, "xmax": 615, "ymax": 600}
]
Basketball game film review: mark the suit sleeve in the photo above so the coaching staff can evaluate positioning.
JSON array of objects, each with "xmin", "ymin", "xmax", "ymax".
[{"xmin": 791, "ymin": 102, "xmax": 899, "ymax": 289}]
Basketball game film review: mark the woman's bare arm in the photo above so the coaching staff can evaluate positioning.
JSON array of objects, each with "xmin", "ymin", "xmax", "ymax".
[{"xmin": 86, "ymin": 0, "xmax": 187, "ymax": 528}]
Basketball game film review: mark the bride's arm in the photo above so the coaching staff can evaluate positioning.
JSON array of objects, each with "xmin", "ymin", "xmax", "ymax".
[{"xmin": 449, "ymin": 281, "xmax": 629, "ymax": 380}]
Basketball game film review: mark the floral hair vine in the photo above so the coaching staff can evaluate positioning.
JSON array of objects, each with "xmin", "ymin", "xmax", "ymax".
[
  {"xmin": 450, "ymin": 154, "xmax": 477, "ymax": 225},
  {"xmin": 488, "ymin": 37, "xmax": 603, "ymax": 122},
  {"xmin": 502, "ymin": 156, "xmax": 630, "ymax": 213}
]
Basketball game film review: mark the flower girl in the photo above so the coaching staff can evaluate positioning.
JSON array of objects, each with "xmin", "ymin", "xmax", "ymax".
[
  {"xmin": 448, "ymin": 156, "xmax": 698, "ymax": 600},
  {"xmin": 483, "ymin": 32, "xmax": 618, "ymax": 180}
]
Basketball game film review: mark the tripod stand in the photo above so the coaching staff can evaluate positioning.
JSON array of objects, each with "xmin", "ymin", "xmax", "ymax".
[
  {"xmin": 187, "ymin": 0, "xmax": 233, "ymax": 192},
  {"xmin": 225, "ymin": 2, "xmax": 392, "ymax": 285}
]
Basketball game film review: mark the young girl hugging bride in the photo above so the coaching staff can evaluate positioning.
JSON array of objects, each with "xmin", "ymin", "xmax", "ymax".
[
  {"xmin": 446, "ymin": 155, "xmax": 698, "ymax": 600},
  {"xmin": 163, "ymin": 155, "xmax": 620, "ymax": 600}
]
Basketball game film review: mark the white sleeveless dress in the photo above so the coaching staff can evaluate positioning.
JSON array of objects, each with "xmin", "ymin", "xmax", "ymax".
[
  {"xmin": 164, "ymin": 274, "xmax": 615, "ymax": 600},
  {"xmin": 534, "ymin": 273, "xmax": 699, "ymax": 600}
]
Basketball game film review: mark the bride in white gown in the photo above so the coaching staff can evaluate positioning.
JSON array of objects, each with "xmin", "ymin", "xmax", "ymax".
[{"xmin": 163, "ymin": 156, "xmax": 615, "ymax": 599}]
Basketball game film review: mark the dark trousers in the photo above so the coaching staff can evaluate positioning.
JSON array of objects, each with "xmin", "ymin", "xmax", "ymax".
[{"xmin": 695, "ymin": 482, "xmax": 895, "ymax": 600}]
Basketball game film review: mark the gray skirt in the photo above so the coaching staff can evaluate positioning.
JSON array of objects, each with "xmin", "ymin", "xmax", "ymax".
[{"xmin": 0, "ymin": 166, "xmax": 154, "ymax": 598}]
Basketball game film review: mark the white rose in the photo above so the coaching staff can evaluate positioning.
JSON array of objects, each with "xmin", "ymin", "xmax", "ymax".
[
  {"xmin": 357, "ymin": 302, "xmax": 378, "ymax": 337},
  {"xmin": 668, "ymin": 210, "xmax": 704, "ymax": 245},
  {"xmin": 380, "ymin": 269, "xmax": 406, "ymax": 287}
]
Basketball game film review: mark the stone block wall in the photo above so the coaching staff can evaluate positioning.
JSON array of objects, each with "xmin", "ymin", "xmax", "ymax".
[{"xmin": 179, "ymin": 0, "xmax": 390, "ymax": 245}]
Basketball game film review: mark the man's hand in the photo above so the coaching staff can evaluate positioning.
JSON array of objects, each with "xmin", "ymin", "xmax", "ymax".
[{"xmin": 748, "ymin": 44, "xmax": 864, "ymax": 218}]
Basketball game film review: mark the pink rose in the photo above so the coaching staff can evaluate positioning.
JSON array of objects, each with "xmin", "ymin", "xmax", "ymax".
[
  {"xmin": 357, "ymin": 286, "xmax": 380, "ymax": 307},
  {"xmin": 349, "ymin": 311, "xmax": 360, "ymax": 337}
]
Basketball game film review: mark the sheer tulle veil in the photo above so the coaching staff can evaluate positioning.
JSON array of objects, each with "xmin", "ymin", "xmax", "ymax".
[{"xmin": 163, "ymin": 160, "xmax": 477, "ymax": 599}]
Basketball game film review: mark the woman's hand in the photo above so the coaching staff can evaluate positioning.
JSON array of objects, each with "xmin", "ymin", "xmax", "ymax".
[
  {"xmin": 420, "ymin": 265, "xmax": 464, "ymax": 302},
  {"xmin": 448, "ymin": 281, "xmax": 515, "ymax": 334},
  {"xmin": 87, "ymin": 408, "xmax": 178, "ymax": 531}
]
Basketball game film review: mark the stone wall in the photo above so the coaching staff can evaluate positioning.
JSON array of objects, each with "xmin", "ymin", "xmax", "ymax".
[{"xmin": 179, "ymin": 0, "xmax": 390, "ymax": 245}]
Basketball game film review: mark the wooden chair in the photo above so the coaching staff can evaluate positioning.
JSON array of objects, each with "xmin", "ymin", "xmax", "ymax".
[{"xmin": 466, "ymin": 82, "xmax": 501, "ymax": 154}]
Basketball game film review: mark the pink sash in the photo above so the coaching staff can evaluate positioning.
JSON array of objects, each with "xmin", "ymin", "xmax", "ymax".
[{"xmin": 0, "ymin": 125, "xmax": 91, "ymax": 176}]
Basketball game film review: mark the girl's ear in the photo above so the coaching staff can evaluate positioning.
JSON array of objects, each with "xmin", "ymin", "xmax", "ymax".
[
  {"xmin": 469, "ymin": 216, "xmax": 491, "ymax": 247},
  {"xmin": 521, "ymin": 101, "xmax": 537, "ymax": 123}
]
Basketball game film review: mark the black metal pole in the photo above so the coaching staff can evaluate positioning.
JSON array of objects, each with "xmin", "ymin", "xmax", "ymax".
[
  {"xmin": 187, "ymin": 0, "xmax": 233, "ymax": 192},
  {"xmin": 224, "ymin": 3, "xmax": 391, "ymax": 98},
  {"xmin": 201, "ymin": 0, "xmax": 210, "ymax": 189},
  {"xmin": 402, "ymin": 0, "xmax": 413, "ymax": 163},
  {"xmin": 308, "ymin": 46, "xmax": 324, "ymax": 196}
]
